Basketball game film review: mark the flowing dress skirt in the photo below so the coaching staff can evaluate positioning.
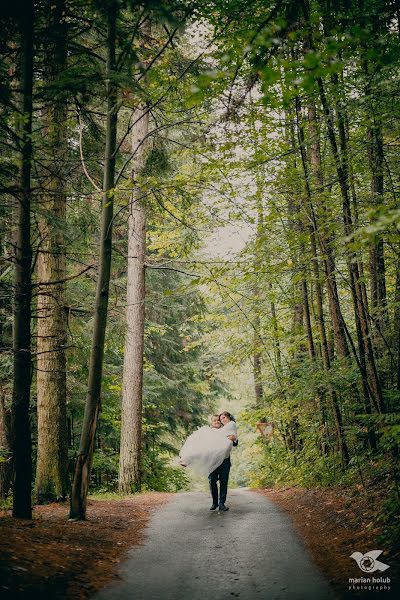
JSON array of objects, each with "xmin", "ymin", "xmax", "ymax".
[{"xmin": 179, "ymin": 426, "xmax": 232, "ymax": 476}]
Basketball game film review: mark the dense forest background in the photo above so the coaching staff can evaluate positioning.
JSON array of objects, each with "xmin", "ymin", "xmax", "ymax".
[{"xmin": 0, "ymin": 0, "xmax": 399, "ymax": 548}]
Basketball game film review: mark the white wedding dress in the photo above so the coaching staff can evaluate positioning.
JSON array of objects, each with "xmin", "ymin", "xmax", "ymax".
[{"xmin": 179, "ymin": 421, "xmax": 237, "ymax": 476}]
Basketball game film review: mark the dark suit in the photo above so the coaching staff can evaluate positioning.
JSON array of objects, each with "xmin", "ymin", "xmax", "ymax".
[
  {"xmin": 208, "ymin": 439, "xmax": 237, "ymax": 506},
  {"xmin": 209, "ymin": 457, "xmax": 231, "ymax": 507}
]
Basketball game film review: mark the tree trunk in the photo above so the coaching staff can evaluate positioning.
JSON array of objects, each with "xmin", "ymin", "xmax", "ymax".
[
  {"xmin": 360, "ymin": 41, "xmax": 387, "ymax": 324},
  {"xmin": 297, "ymin": 97, "xmax": 349, "ymax": 464},
  {"xmin": 317, "ymin": 73, "xmax": 384, "ymax": 418},
  {"xmin": 367, "ymin": 122, "xmax": 387, "ymax": 314},
  {"xmin": 300, "ymin": 0, "xmax": 383, "ymax": 418},
  {"xmin": 315, "ymin": 77, "xmax": 380, "ymax": 452},
  {"xmin": 270, "ymin": 298, "xmax": 282, "ymax": 373},
  {"xmin": 11, "ymin": 0, "xmax": 34, "ymax": 519},
  {"xmin": 0, "ymin": 393, "xmax": 12, "ymax": 499},
  {"xmin": 332, "ymin": 73, "xmax": 384, "ymax": 415},
  {"xmin": 118, "ymin": 104, "xmax": 150, "ymax": 494},
  {"xmin": 395, "ymin": 259, "xmax": 400, "ymax": 392},
  {"xmin": 0, "ymin": 198, "xmax": 12, "ymax": 500},
  {"xmin": 285, "ymin": 108, "xmax": 307, "ymax": 357},
  {"xmin": 69, "ymin": 2, "xmax": 118, "ymax": 519},
  {"xmin": 307, "ymin": 102, "xmax": 349, "ymax": 359},
  {"xmin": 347, "ymin": 117, "xmax": 371, "ymax": 329},
  {"xmin": 252, "ymin": 178, "xmax": 264, "ymax": 403},
  {"xmin": 35, "ymin": 0, "xmax": 69, "ymax": 504},
  {"xmin": 302, "ymin": 278, "xmax": 315, "ymax": 360}
]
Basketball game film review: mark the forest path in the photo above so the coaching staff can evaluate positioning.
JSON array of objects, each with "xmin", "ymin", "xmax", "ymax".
[{"xmin": 95, "ymin": 488, "xmax": 336, "ymax": 600}]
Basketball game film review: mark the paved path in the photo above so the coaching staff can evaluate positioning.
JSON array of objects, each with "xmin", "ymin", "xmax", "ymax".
[{"xmin": 95, "ymin": 489, "xmax": 337, "ymax": 600}]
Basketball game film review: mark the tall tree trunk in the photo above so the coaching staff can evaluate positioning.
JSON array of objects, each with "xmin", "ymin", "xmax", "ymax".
[
  {"xmin": 0, "ymin": 393, "xmax": 12, "ymax": 499},
  {"xmin": 0, "ymin": 204, "xmax": 12, "ymax": 499},
  {"xmin": 316, "ymin": 77, "xmax": 380, "ymax": 450},
  {"xmin": 302, "ymin": 278, "xmax": 315, "ymax": 360},
  {"xmin": 307, "ymin": 104, "xmax": 350, "ymax": 362},
  {"xmin": 11, "ymin": 0, "xmax": 34, "ymax": 519},
  {"xmin": 253, "ymin": 338, "xmax": 263, "ymax": 403},
  {"xmin": 270, "ymin": 297, "xmax": 282, "ymax": 373},
  {"xmin": 253, "ymin": 178, "xmax": 264, "ymax": 403},
  {"xmin": 367, "ymin": 122, "xmax": 387, "ymax": 317},
  {"xmin": 252, "ymin": 297, "xmax": 263, "ymax": 401},
  {"xmin": 296, "ymin": 97, "xmax": 349, "ymax": 463},
  {"xmin": 35, "ymin": 0, "xmax": 69, "ymax": 503},
  {"xmin": 329, "ymin": 72, "xmax": 384, "ymax": 414},
  {"xmin": 360, "ymin": 35, "xmax": 387, "ymax": 323},
  {"xmin": 395, "ymin": 259, "xmax": 400, "ymax": 392},
  {"xmin": 316, "ymin": 75, "xmax": 381, "ymax": 416},
  {"xmin": 70, "ymin": 2, "xmax": 118, "ymax": 519},
  {"xmin": 285, "ymin": 108, "xmax": 307, "ymax": 358},
  {"xmin": 346, "ymin": 111, "xmax": 371, "ymax": 327},
  {"xmin": 118, "ymin": 105, "xmax": 150, "ymax": 494},
  {"xmin": 300, "ymin": 0, "xmax": 384, "ymax": 419}
]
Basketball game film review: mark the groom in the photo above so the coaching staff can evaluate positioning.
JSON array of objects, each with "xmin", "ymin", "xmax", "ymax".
[{"xmin": 209, "ymin": 414, "xmax": 237, "ymax": 512}]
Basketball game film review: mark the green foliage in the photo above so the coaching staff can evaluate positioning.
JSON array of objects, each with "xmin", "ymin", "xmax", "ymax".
[
  {"xmin": 142, "ymin": 453, "xmax": 190, "ymax": 492},
  {"xmin": 0, "ymin": 448, "xmax": 11, "ymax": 465},
  {"xmin": 246, "ymin": 439, "xmax": 345, "ymax": 488},
  {"xmin": 91, "ymin": 448, "xmax": 119, "ymax": 491},
  {"xmin": 378, "ymin": 487, "xmax": 400, "ymax": 551},
  {"xmin": 145, "ymin": 141, "xmax": 172, "ymax": 176},
  {"xmin": 0, "ymin": 496, "xmax": 12, "ymax": 511}
]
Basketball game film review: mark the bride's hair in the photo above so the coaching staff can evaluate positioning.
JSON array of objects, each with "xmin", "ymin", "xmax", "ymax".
[{"xmin": 219, "ymin": 411, "xmax": 236, "ymax": 422}]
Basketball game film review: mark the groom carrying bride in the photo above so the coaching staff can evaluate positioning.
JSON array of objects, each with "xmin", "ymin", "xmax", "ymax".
[
  {"xmin": 209, "ymin": 412, "xmax": 238, "ymax": 511},
  {"xmin": 179, "ymin": 411, "xmax": 238, "ymax": 512}
]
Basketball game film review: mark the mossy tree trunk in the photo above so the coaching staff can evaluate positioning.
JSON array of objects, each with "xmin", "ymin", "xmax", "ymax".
[{"xmin": 35, "ymin": 0, "xmax": 69, "ymax": 504}]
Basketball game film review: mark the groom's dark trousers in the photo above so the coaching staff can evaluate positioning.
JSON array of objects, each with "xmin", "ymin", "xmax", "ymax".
[{"xmin": 209, "ymin": 457, "xmax": 231, "ymax": 506}]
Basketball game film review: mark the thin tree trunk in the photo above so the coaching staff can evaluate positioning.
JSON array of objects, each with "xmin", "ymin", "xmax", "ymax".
[
  {"xmin": 270, "ymin": 298, "xmax": 282, "ymax": 373},
  {"xmin": 315, "ymin": 78, "xmax": 380, "ymax": 450},
  {"xmin": 253, "ymin": 320, "xmax": 263, "ymax": 403},
  {"xmin": 0, "ymin": 393, "xmax": 12, "ymax": 499},
  {"xmin": 35, "ymin": 0, "xmax": 69, "ymax": 503},
  {"xmin": 307, "ymin": 101, "xmax": 348, "ymax": 361},
  {"xmin": 329, "ymin": 72, "xmax": 384, "ymax": 414},
  {"xmin": 302, "ymin": 278, "xmax": 315, "ymax": 360},
  {"xmin": 395, "ymin": 259, "xmax": 400, "ymax": 392},
  {"xmin": 11, "ymin": 0, "xmax": 34, "ymax": 519},
  {"xmin": 315, "ymin": 74, "xmax": 381, "ymax": 417},
  {"xmin": 0, "ymin": 209, "xmax": 12, "ymax": 499},
  {"xmin": 297, "ymin": 97, "xmax": 349, "ymax": 463},
  {"xmin": 347, "ymin": 122, "xmax": 371, "ymax": 324},
  {"xmin": 367, "ymin": 122, "xmax": 387, "ymax": 313},
  {"xmin": 300, "ymin": 0, "xmax": 383, "ymax": 417},
  {"xmin": 70, "ymin": 2, "xmax": 118, "ymax": 519},
  {"xmin": 361, "ymin": 41, "xmax": 387, "ymax": 322},
  {"xmin": 252, "ymin": 177, "xmax": 264, "ymax": 403},
  {"xmin": 285, "ymin": 108, "xmax": 307, "ymax": 357},
  {"xmin": 118, "ymin": 104, "xmax": 150, "ymax": 494}
]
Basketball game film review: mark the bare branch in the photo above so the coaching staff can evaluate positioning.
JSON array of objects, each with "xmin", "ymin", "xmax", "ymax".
[
  {"xmin": 33, "ymin": 263, "xmax": 95, "ymax": 287},
  {"xmin": 77, "ymin": 107, "xmax": 102, "ymax": 193}
]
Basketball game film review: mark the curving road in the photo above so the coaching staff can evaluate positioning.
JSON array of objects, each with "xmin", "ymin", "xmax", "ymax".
[{"xmin": 95, "ymin": 489, "xmax": 337, "ymax": 600}]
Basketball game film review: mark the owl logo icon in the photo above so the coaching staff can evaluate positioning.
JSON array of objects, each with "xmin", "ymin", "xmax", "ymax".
[{"xmin": 350, "ymin": 551, "xmax": 390, "ymax": 573}]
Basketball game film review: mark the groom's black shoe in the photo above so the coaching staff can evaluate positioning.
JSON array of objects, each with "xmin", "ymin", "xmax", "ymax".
[
  {"xmin": 210, "ymin": 504, "xmax": 218, "ymax": 510},
  {"xmin": 219, "ymin": 504, "xmax": 229, "ymax": 511}
]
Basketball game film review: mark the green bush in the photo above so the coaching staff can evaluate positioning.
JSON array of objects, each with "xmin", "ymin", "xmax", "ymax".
[{"xmin": 142, "ymin": 454, "xmax": 189, "ymax": 492}]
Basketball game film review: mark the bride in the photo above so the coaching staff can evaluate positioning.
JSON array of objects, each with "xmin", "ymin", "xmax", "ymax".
[{"xmin": 179, "ymin": 412, "xmax": 238, "ymax": 476}]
